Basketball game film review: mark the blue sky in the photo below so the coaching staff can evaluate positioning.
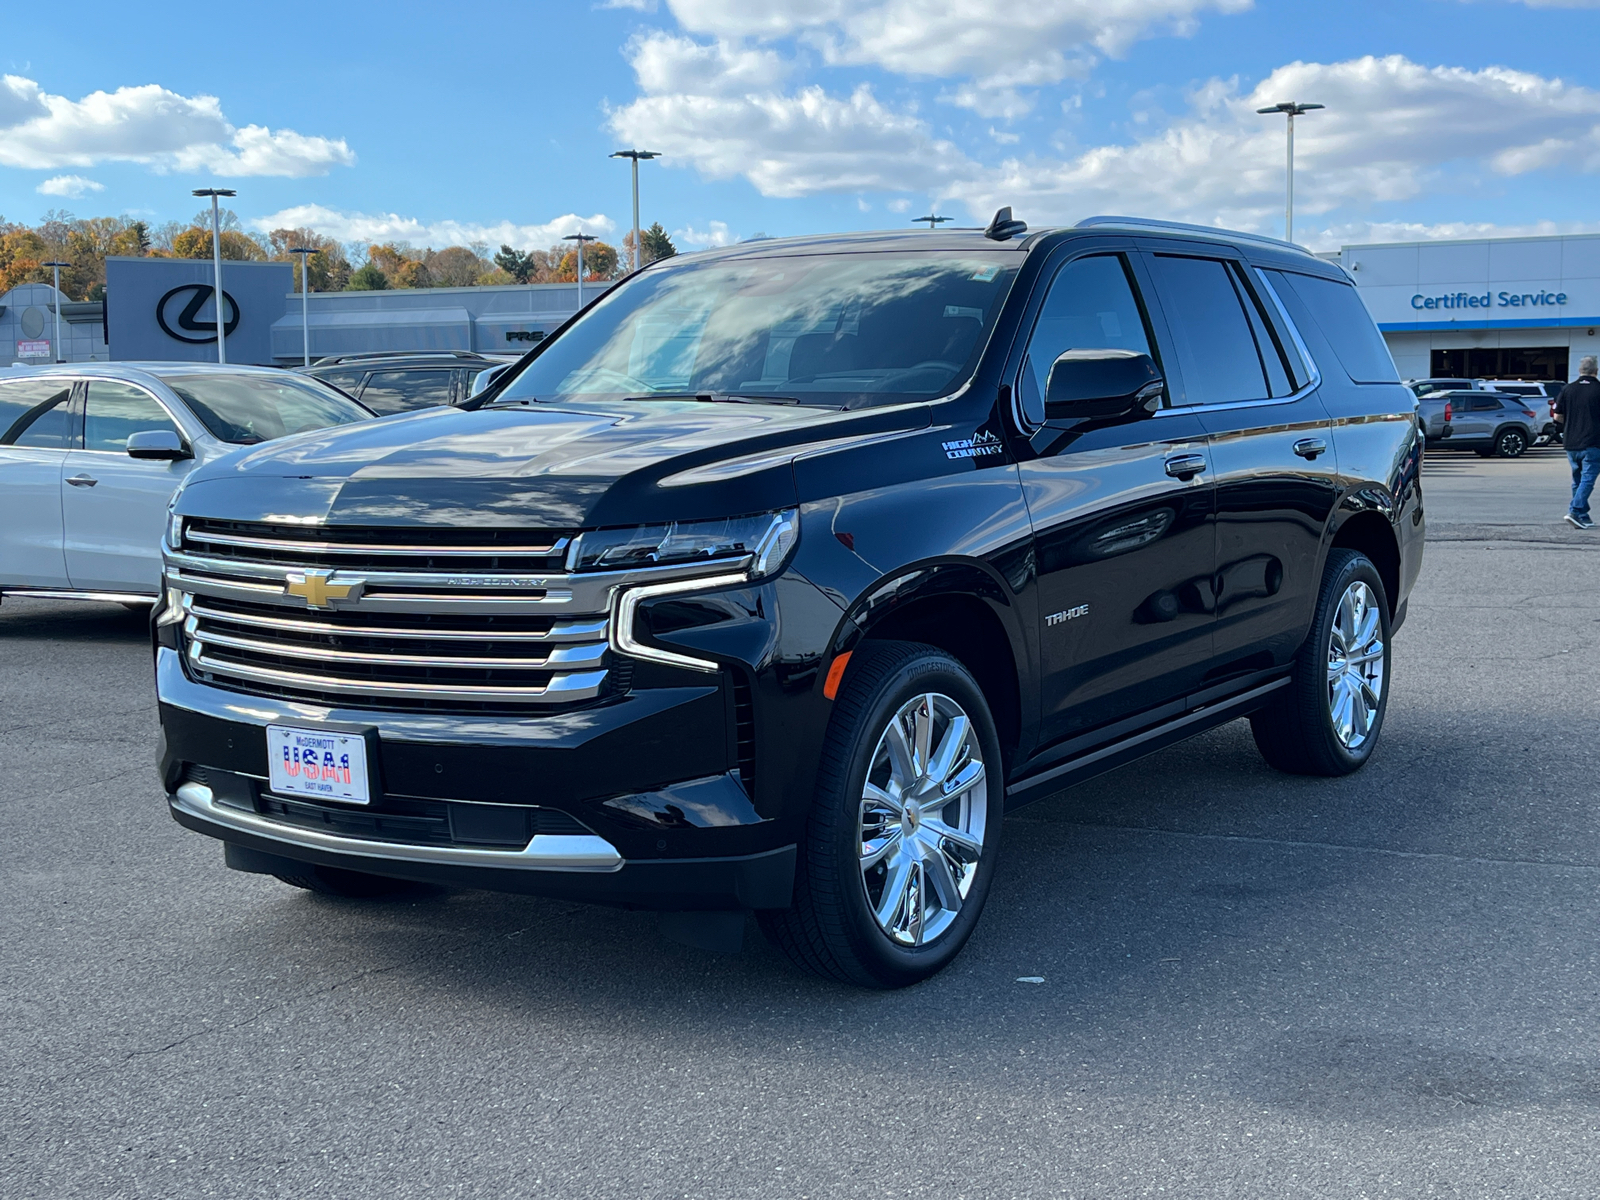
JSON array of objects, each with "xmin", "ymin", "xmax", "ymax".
[{"xmin": 3, "ymin": 0, "xmax": 1599, "ymax": 254}]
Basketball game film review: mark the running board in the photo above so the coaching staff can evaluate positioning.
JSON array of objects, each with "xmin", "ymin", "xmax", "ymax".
[{"xmin": 1005, "ymin": 677, "xmax": 1291, "ymax": 809}]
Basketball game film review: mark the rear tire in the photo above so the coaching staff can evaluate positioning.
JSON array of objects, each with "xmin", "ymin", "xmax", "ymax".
[
  {"xmin": 759, "ymin": 641, "xmax": 1002, "ymax": 988},
  {"xmin": 273, "ymin": 865, "xmax": 419, "ymax": 898},
  {"xmin": 1494, "ymin": 428, "xmax": 1528, "ymax": 458},
  {"xmin": 1251, "ymin": 549, "xmax": 1391, "ymax": 777}
]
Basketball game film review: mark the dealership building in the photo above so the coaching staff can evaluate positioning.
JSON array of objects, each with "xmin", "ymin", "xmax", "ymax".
[
  {"xmin": 11, "ymin": 233, "xmax": 1600, "ymax": 384},
  {"xmin": 1340, "ymin": 232, "xmax": 1600, "ymax": 383}
]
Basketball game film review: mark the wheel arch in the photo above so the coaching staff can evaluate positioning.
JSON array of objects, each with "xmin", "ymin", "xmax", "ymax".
[
  {"xmin": 831, "ymin": 561, "xmax": 1027, "ymax": 767},
  {"xmin": 1329, "ymin": 510, "xmax": 1401, "ymax": 617}
]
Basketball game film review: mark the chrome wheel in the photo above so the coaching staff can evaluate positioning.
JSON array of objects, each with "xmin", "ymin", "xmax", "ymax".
[
  {"xmin": 1326, "ymin": 580, "xmax": 1385, "ymax": 749},
  {"xmin": 858, "ymin": 692, "xmax": 989, "ymax": 947}
]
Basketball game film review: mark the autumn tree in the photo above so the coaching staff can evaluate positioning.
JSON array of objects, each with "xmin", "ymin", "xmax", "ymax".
[
  {"xmin": 622, "ymin": 223, "xmax": 677, "ymax": 270},
  {"xmin": 266, "ymin": 227, "xmax": 352, "ymax": 292},
  {"xmin": 554, "ymin": 240, "xmax": 618, "ymax": 282},
  {"xmin": 427, "ymin": 246, "xmax": 482, "ymax": 288},
  {"xmin": 345, "ymin": 262, "xmax": 390, "ymax": 291}
]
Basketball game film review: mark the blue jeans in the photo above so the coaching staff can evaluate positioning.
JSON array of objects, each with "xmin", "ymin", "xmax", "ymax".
[{"xmin": 1570, "ymin": 446, "xmax": 1600, "ymax": 519}]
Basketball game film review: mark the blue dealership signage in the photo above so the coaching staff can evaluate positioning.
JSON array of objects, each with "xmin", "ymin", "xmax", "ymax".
[
  {"xmin": 1410, "ymin": 288, "xmax": 1568, "ymax": 311},
  {"xmin": 106, "ymin": 256, "xmax": 291, "ymax": 364}
]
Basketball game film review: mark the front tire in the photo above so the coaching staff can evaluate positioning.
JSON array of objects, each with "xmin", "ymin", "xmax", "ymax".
[
  {"xmin": 1251, "ymin": 549, "xmax": 1391, "ymax": 776},
  {"xmin": 759, "ymin": 641, "xmax": 1001, "ymax": 988}
]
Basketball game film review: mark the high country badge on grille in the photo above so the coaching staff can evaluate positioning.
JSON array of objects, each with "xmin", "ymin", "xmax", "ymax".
[{"xmin": 284, "ymin": 570, "xmax": 364, "ymax": 609}]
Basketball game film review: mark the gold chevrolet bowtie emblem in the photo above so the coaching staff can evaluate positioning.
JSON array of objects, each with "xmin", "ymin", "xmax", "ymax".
[{"xmin": 284, "ymin": 570, "xmax": 362, "ymax": 609}]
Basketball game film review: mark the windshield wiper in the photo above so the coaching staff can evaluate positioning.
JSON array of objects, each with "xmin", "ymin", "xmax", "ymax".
[{"xmin": 625, "ymin": 392, "xmax": 814, "ymax": 407}]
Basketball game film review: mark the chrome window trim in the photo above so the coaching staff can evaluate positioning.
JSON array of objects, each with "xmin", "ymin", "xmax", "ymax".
[
  {"xmin": 173, "ymin": 781, "xmax": 624, "ymax": 872},
  {"xmin": 611, "ymin": 571, "xmax": 749, "ymax": 673},
  {"xmin": 1151, "ymin": 269, "xmax": 1323, "ymax": 419}
]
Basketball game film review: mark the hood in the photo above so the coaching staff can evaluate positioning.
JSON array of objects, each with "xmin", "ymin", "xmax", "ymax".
[{"xmin": 176, "ymin": 399, "xmax": 931, "ymax": 529}]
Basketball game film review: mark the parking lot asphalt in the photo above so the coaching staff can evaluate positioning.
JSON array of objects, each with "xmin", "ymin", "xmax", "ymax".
[{"xmin": 4, "ymin": 447, "xmax": 1600, "ymax": 1200}]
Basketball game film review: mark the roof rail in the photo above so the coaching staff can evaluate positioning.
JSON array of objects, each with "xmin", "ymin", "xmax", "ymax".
[
  {"xmin": 1074, "ymin": 215, "xmax": 1315, "ymax": 257},
  {"xmin": 312, "ymin": 350, "xmax": 492, "ymax": 366}
]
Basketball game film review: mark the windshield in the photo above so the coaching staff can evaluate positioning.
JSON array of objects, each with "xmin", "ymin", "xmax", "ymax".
[
  {"xmin": 495, "ymin": 251, "xmax": 1022, "ymax": 409},
  {"xmin": 159, "ymin": 372, "xmax": 373, "ymax": 444}
]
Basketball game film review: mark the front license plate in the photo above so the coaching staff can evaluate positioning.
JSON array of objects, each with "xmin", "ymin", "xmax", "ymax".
[{"xmin": 266, "ymin": 725, "xmax": 371, "ymax": 804}]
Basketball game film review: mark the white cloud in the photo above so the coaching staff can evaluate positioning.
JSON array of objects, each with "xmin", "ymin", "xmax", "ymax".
[
  {"xmin": 608, "ymin": 32, "xmax": 978, "ymax": 196},
  {"xmin": 662, "ymin": 0, "xmax": 1251, "ymax": 115},
  {"xmin": 946, "ymin": 56, "xmax": 1600, "ymax": 240},
  {"xmin": 885, "ymin": 197, "xmax": 911, "ymax": 212},
  {"xmin": 251, "ymin": 204, "xmax": 615, "ymax": 249},
  {"xmin": 0, "ymin": 76, "xmax": 353, "ymax": 177},
  {"xmin": 674, "ymin": 219, "xmax": 739, "ymax": 247},
  {"xmin": 1320, "ymin": 217, "xmax": 1600, "ymax": 250},
  {"xmin": 36, "ymin": 174, "xmax": 104, "ymax": 198}
]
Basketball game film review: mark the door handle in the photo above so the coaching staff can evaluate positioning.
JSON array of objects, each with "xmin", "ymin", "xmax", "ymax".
[
  {"xmin": 1293, "ymin": 437, "xmax": 1328, "ymax": 460},
  {"xmin": 66, "ymin": 474, "xmax": 98, "ymax": 487},
  {"xmin": 1164, "ymin": 454, "xmax": 1207, "ymax": 480}
]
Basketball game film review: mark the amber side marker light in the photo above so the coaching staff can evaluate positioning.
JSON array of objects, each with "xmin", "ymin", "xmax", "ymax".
[{"xmin": 823, "ymin": 651, "xmax": 853, "ymax": 700}]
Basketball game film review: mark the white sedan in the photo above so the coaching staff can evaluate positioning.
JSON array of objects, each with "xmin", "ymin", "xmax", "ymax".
[{"xmin": 0, "ymin": 363, "xmax": 373, "ymax": 603}]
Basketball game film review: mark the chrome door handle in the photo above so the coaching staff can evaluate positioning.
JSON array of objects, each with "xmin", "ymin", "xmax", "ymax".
[
  {"xmin": 1164, "ymin": 454, "xmax": 1207, "ymax": 480},
  {"xmin": 66, "ymin": 474, "xmax": 98, "ymax": 487},
  {"xmin": 1293, "ymin": 437, "xmax": 1328, "ymax": 460}
]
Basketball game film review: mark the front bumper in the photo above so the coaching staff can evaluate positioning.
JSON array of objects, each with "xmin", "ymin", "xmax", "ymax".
[{"xmin": 156, "ymin": 647, "xmax": 795, "ymax": 910}]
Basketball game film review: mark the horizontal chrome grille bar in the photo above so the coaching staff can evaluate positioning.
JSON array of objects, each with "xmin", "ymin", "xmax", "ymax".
[
  {"xmin": 187, "ymin": 600, "xmax": 607, "ymax": 643},
  {"xmin": 185, "ymin": 621, "xmax": 606, "ymax": 672},
  {"xmin": 184, "ymin": 529, "xmax": 569, "ymax": 557},
  {"xmin": 188, "ymin": 644, "xmax": 608, "ymax": 703},
  {"xmin": 167, "ymin": 550, "xmax": 564, "ymax": 590}
]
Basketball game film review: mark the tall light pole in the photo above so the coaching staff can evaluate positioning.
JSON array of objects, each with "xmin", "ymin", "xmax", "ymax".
[
  {"xmin": 289, "ymin": 247, "xmax": 316, "ymax": 366},
  {"xmin": 192, "ymin": 187, "xmax": 237, "ymax": 362},
  {"xmin": 562, "ymin": 232, "xmax": 598, "ymax": 309},
  {"xmin": 1255, "ymin": 102, "xmax": 1323, "ymax": 244},
  {"xmin": 609, "ymin": 150, "xmax": 660, "ymax": 271},
  {"xmin": 913, "ymin": 214, "xmax": 952, "ymax": 230},
  {"xmin": 42, "ymin": 261, "xmax": 69, "ymax": 362}
]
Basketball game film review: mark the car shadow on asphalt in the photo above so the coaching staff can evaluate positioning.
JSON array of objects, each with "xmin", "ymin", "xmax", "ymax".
[{"xmin": 0, "ymin": 598, "xmax": 151, "ymax": 642}]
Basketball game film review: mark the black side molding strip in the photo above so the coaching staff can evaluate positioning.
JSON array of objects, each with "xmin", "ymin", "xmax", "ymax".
[{"xmin": 1004, "ymin": 677, "xmax": 1291, "ymax": 808}]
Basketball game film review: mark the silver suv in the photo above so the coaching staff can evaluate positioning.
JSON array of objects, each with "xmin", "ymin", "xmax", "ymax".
[{"xmin": 1418, "ymin": 388, "xmax": 1543, "ymax": 457}]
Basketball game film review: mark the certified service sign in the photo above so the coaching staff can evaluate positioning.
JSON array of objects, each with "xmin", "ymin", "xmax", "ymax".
[
  {"xmin": 16, "ymin": 339, "xmax": 50, "ymax": 358},
  {"xmin": 156, "ymin": 283, "xmax": 241, "ymax": 344}
]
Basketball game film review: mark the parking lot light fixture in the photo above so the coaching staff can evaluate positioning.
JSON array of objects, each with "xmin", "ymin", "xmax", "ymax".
[
  {"xmin": 913, "ymin": 215, "xmax": 952, "ymax": 230},
  {"xmin": 562, "ymin": 232, "xmax": 599, "ymax": 309},
  {"xmin": 192, "ymin": 188, "xmax": 237, "ymax": 362},
  {"xmin": 42, "ymin": 261, "xmax": 70, "ymax": 362},
  {"xmin": 1255, "ymin": 102, "xmax": 1323, "ymax": 244},
  {"xmin": 289, "ymin": 247, "xmax": 316, "ymax": 366},
  {"xmin": 610, "ymin": 150, "xmax": 661, "ymax": 272}
]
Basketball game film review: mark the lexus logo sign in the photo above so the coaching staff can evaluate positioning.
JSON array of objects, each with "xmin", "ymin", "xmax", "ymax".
[{"xmin": 156, "ymin": 284, "xmax": 240, "ymax": 344}]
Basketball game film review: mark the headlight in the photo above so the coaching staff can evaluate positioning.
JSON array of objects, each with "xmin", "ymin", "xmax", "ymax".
[{"xmin": 569, "ymin": 509, "xmax": 798, "ymax": 578}]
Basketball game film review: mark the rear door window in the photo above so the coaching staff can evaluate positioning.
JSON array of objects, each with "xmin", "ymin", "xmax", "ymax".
[
  {"xmin": 1146, "ymin": 255, "xmax": 1269, "ymax": 406},
  {"xmin": 1275, "ymin": 271, "xmax": 1399, "ymax": 384},
  {"xmin": 357, "ymin": 369, "xmax": 455, "ymax": 414},
  {"xmin": 312, "ymin": 368, "xmax": 370, "ymax": 397},
  {"xmin": 0, "ymin": 379, "xmax": 74, "ymax": 445}
]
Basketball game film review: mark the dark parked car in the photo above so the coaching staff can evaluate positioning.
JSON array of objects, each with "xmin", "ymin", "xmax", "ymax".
[
  {"xmin": 1418, "ymin": 388, "xmax": 1542, "ymax": 456},
  {"xmin": 299, "ymin": 352, "xmax": 507, "ymax": 414},
  {"xmin": 155, "ymin": 214, "xmax": 1424, "ymax": 987}
]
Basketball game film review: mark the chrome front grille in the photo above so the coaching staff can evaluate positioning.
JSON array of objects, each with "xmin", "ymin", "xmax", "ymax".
[{"xmin": 168, "ymin": 519, "xmax": 613, "ymax": 713}]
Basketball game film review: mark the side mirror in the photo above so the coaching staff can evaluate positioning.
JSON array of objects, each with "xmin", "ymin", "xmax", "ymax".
[
  {"xmin": 126, "ymin": 429, "xmax": 192, "ymax": 461},
  {"xmin": 1044, "ymin": 349, "xmax": 1165, "ymax": 421}
]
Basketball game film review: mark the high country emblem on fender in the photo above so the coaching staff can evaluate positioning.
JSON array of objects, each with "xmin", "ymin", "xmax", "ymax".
[
  {"xmin": 1045, "ymin": 604, "xmax": 1090, "ymax": 627},
  {"xmin": 285, "ymin": 570, "xmax": 364, "ymax": 609},
  {"xmin": 942, "ymin": 430, "xmax": 1003, "ymax": 460}
]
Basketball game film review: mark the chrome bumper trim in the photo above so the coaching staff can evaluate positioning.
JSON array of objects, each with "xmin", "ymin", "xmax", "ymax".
[
  {"xmin": 2, "ymin": 589, "xmax": 155, "ymax": 604},
  {"xmin": 173, "ymin": 782, "xmax": 624, "ymax": 872}
]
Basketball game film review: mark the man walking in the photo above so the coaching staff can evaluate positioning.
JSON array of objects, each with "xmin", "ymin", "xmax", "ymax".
[{"xmin": 1556, "ymin": 356, "xmax": 1600, "ymax": 529}]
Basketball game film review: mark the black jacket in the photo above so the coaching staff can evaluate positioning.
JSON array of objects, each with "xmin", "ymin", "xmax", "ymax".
[{"xmin": 1556, "ymin": 376, "xmax": 1600, "ymax": 453}]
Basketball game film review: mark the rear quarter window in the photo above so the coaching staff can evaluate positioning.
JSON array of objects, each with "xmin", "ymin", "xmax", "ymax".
[
  {"xmin": 0, "ymin": 378, "xmax": 73, "ymax": 443},
  {"xmin": 1274, "ymin": 270, "xmax": 1399, "ymax": 384}
]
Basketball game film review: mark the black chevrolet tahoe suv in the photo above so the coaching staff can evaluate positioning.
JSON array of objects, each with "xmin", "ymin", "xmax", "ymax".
[{"xmin": 155, "ymin": 213, "xmax": 1424, "ymax": 988}]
